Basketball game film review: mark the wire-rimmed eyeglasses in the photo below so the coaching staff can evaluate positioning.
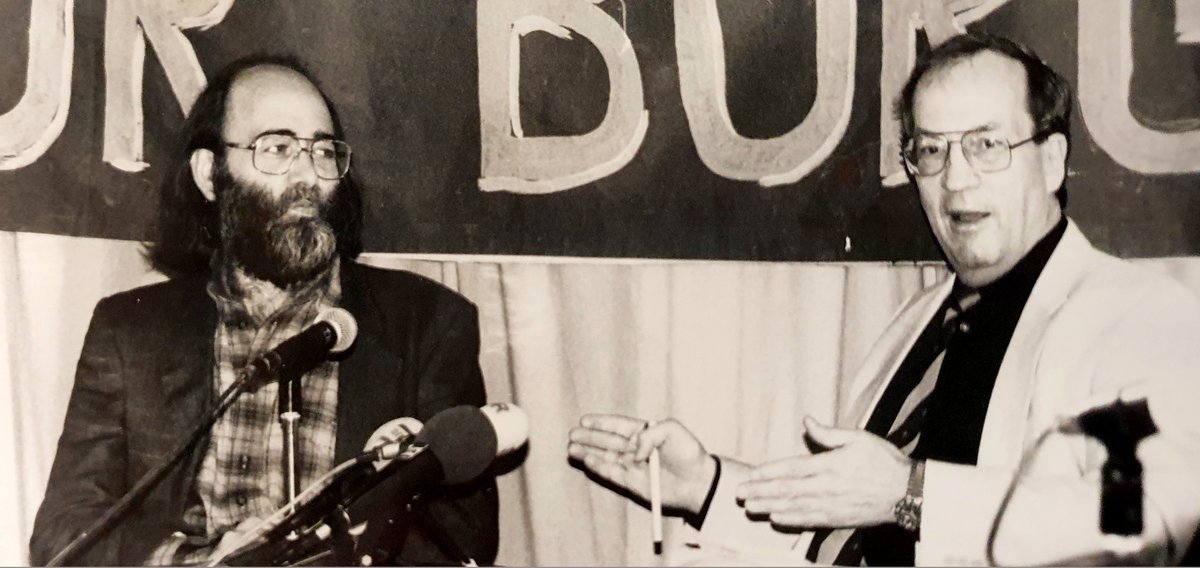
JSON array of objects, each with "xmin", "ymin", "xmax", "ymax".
[
  {"xmin": 224, "ymin": 133, "xmax": 352, "ymax": 180},
  {"xmin": 902, "ymin": 128, "xmax": 1050, "ymax": 177}
]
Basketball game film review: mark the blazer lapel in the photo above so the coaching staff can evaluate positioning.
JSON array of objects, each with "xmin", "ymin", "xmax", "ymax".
[
  {"xmin": 335, "ymin": 265, "xmax": 404, "ymax": 464},
  {"xmin": 976, "ymin": 221, "xmax": 1098, "ymax": 467},
  {"xmin": 842, "ymin": 278, "xmax": 954, "ymax": 428},
  {"xmin": 158, "ymin": 280, "xmax": 218, "ymax": 443}
]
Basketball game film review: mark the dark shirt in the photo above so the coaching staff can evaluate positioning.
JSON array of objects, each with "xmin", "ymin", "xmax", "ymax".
[
  {"xmin": 861, "ymin": 216, "xmax": 1069, "ymax": 566},
  {"xmin": 690, "ymin": 218, "xmax": 1070, "ymax": 560},
  {"xmin": 914, "ymin": 217, "xmax": 1068, "ymax": 465}
]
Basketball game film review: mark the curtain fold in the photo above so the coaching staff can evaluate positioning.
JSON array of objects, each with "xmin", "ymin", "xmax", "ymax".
[{"xmin": 3, "ymin": 230, "xmax": 1196, "ymax": 565}]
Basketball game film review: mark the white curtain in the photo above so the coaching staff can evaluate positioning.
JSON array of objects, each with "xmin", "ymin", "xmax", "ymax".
[{"xmin": 4, "ymin": 230, "xmax": 1199, "ymax": 565}]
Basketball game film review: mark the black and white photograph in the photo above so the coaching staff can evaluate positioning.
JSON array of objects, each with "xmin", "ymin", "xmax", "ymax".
[{"xmin": 2, "ymin": 1, "xmax": 1199, "ymax": 565}]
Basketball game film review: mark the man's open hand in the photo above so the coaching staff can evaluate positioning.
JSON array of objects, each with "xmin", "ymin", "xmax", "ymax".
[{"xmin": 736, "ymin": 416, "xmax": 910, "ymax": 528}]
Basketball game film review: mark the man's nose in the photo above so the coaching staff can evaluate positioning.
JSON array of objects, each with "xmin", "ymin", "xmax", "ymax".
[
  {"xmin": 287, "ymin": 146, "xmax": 320, "ymax": 187},
  {"xmin": 941, "ymin": 142, "xmax": 980, "ymax": 192}
]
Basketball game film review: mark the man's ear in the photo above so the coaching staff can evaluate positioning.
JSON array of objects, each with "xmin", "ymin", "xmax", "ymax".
[
  {"xmin": 1041, "ymin": 132, "xmax": 1068, "ymax": 195},
  {"xmin": 189, "ymin": 149, "xmax": 217, "ymax": 202}
]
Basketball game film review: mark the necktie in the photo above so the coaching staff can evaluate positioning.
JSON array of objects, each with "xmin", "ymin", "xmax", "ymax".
[{"xmin": 806, "ymin": 287, "xmax": 978, "ymax": 565}]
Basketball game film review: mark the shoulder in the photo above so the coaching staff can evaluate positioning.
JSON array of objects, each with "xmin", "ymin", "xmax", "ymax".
[
  {"xmin": 346, "ymin": 261, "xmax": 474, "ymax": 304},
  {"xmin": 1041, "ymin": 245, "xmax": 1200, "ymax": 383},
  {"xmin": 91, "ymin": 276, "xmax": 209, "ymax": 326},
  {"xmin": 1067, "ymin": 250, "xmax": 1200, "ymax": 322},
  {"xmin": 342, "ymin": 261, "xmax": 479, "ymax": 327}
]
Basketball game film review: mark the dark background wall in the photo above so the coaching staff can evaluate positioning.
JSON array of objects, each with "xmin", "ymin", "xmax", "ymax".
[{"xmin": 1, "ymin": 1, "xmax": 1197, "ymax": 261}]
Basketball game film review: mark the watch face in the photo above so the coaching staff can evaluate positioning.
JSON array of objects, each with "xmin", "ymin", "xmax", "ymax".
[{"xmin": 894, "ymin": 496, "xmax": 922, "ymax": 532}]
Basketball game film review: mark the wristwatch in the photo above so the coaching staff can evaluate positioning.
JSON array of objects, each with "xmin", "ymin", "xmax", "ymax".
[{"xmin": 893, "ymin": 459, "xmax": 925, "ymax": 532}]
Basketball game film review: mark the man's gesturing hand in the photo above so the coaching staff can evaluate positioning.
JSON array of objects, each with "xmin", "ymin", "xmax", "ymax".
[
  {"xmin": 735, "ymin": 416, "xmax": 910, "ymax": 529},
  {"xmin": 567, "ymin": 414, "xmax": 716, "ymax": 515}
]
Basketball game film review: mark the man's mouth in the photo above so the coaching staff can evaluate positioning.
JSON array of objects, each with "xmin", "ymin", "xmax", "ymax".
[
  {"xmin": 285, "ymin": 200, "xmax": 318, "ymax": 217},
  {"xmin": 947, "ymin": 210, "xmax": 990, "ymax": 227}
]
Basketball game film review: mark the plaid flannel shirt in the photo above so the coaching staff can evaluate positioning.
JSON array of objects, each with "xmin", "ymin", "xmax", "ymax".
[{"xmin": 149, "ymin": 258, "xmax": 341, "ymax": 565}]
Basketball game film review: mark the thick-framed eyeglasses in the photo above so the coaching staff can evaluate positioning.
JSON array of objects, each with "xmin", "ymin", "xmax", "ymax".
[
  {"xmin": 224, "ymin": 133, "xmax": 352, "ymax": 180},
  {"xmin": 902, "ymin": 128, "xmax": 1050, "ymax": 177}
]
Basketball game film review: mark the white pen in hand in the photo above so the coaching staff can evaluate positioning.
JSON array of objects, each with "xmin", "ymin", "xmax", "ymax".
[{"xmin": 647, "ymin": 422, "xmax": 664, "ymax": 555}]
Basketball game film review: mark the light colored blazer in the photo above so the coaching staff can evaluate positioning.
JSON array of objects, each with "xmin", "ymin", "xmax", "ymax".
[{"xmin": 698, "ymin": 221, "xmax": 1200, "ymax": 565}]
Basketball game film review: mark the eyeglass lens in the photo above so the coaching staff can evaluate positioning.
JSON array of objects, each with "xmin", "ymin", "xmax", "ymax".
[
  {"xmin": 906, "ymin": 130, "xmax": 1012, "ymax": 176},
  {"xmin": 252, "ymin": 134, "xmax": 351, "ymax": 179}
]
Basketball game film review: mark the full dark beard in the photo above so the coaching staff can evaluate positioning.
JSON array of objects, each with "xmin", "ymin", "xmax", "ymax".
[{"xmin": 215, "ymin": 164, "xmax": 338, "ymax": 287}]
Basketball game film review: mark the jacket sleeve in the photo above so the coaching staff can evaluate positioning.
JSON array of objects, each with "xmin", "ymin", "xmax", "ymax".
[
  {"xmin": 394, "ymin": 295, "xmax": 499, "ymax": 566},
  {"xmin": 29, "ymin": 299, "xmax": 129, "ymax": 566}
]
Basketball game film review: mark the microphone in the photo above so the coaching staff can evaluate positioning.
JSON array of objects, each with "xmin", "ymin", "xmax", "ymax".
[
  {"xmin": 223, "ymin": 403, "xmax": 528, "ymax": 566},
  {"xmin": 246, "ymin": 307, "xmax": 358, "ymax": 386},
  {"xmin": 1059, "ymin": 398, "xmax": 1158, "ymax": 449},
  {"xmin": 348, "ymin": 403, "xmax": 528, "ymax": 565},
  {"xmin": 360, "ymin": 403, "xmax": 529, "ymax": 498},
  {"xmin": 46, "ymin": 308, "xmax": 356, "ymax": 567},
  {"xmin": 1058, "ymin": 391, "xmax": 1160, "ymax": 537}
]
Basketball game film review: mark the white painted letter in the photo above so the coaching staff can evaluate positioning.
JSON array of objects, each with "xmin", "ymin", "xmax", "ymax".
[
  {"xmin": 878, "ymin": 0, "xmax": 1009, "ymax": 187},
  {"xmin": 104, "ymin": 0, "xmax": 233, "ymax": 172},
  {"xmin": 674, "ymin": 0, "xmax": 855, "ymax": 187},
  {"xmin": 478, "ymin": 0, "xmax": 648, "ymax": 194},
  {"xmin": 1079, "ymin": 0, "xmax": 1200, "ymax": 174},
  {"xmin": 0, "ymin": 0, "xmax": 73, "ymax": 170}
]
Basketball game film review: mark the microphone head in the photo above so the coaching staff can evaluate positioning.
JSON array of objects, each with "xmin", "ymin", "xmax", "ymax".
[
  {"xmin": 416, "ymin": 406, "xmax": 497, "ymax": 485},
  {"xmin": 316, "ymin": 308, "xmax": 358, "ymax": 353},
  {"xmin": 416, "ymin": 404, "xmax": 529, "ymax": 485}
]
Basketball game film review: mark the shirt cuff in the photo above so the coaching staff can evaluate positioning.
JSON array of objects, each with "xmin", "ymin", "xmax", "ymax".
[{"xmin": 685, "ymin": 454, "xmax": 722, "ymax": 530}]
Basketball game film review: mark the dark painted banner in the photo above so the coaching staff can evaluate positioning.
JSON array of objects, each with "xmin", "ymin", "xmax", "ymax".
[{"xmin": 1, "ymin": 1, "xmax": 1198, "ymax": 261}]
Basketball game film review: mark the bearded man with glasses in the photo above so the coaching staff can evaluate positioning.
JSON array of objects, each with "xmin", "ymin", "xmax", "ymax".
[
  {"xmin": 569, "ymin": 33, "xmax": 1200, "ymax": 565},
  {"xmin": 31, "ymin": 56, "xmax": 498, "ymax": 566}
]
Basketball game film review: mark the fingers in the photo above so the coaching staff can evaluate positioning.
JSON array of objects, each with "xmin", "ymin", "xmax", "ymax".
[
  {"xmin": 740, "ymin": 472, "xmax": 810, "ymax": 498},
  {"xmin": 571, "ymin": 414, "xmax": 674, "ymax": 462},
  {"xmin": 747, "ymin": 453, "xmax": 822, "ymax": 482},
  {"xmin": 574, "ymin": 450, "xmax": 637, "ymax": 484},
  {"xmin": 568, "ymin": 414, "xmax": 652, "ymax": 474},
  {"xmin": 802, "ymin": 415, "xmax": 860, "ymax": 450},
  {"xmin": 579, "ymin": 413, "xmax": 651, "ymax": 438},
  {"xmin": 568, "ymin": 425, "xmax": 636, "ymax": 454}
]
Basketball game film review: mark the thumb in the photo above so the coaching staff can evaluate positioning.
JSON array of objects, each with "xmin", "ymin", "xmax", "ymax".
[
  {"xmin": 632, "ymin": 421, "xmax": 670, "ymax": 462},
  {"xmin": 803, "ymin": 415, "xmax": 858, "ymax": 450}
]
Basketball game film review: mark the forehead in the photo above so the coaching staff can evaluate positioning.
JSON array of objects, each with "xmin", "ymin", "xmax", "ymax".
[
  {"xmin": 223, "ymin": 65, "xmax": 334, "ymax": 141},
  {"xmin": 911, "ymin": 51, "xmax": 1032, "ymax": 134}
]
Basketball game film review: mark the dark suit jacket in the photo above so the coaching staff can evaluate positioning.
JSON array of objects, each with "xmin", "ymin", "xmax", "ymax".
[{"xmin": 29, "ymin": 262, "xmax": 499, "ymax": 565}]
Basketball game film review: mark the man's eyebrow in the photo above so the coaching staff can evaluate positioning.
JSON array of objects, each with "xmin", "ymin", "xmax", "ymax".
[
  {"xmin": 914, "ymin": 122, "xmax": 1002, "ymax": 136},
  {"xmin": 255, "ymin": 128, "xmax": 297, "ymax": 138},
  {"xmin": 251, "ymin": 128, "xmax": 337, "ymax": 141}
]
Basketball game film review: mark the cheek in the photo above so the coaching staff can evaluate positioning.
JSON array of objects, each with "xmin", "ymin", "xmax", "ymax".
[{"xmin": 317, "ymin": 179, "xmax": 339, "ymax": 198}]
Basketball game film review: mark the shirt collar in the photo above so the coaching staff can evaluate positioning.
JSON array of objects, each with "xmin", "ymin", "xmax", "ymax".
[{"xmin": 207, "ymin": 255, "xmax": 342, "ymax": 328}]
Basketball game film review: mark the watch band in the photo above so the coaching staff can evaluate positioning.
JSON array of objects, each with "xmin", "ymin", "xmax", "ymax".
[
  {"xmin": 908, "ymin": 459, "xmax": 926, "ymax": 499},
  {"xmin": 893, "ymin": 459, "xmax": 925, "ymax": 532}
]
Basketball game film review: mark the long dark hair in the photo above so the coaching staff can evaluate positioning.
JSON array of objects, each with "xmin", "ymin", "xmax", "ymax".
[{"xmin": 145, "ymin": 54, "xmax": 363, "ymax": 277}]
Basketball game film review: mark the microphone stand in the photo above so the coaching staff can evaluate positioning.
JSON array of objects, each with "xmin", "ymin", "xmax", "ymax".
[
  {"xmin": 278, "ymin": 370, "xmax": 302, "ymax": 518},
  {"xmin": 47, "ymin": 368, "xmax": 268, "ymax": 567}
]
